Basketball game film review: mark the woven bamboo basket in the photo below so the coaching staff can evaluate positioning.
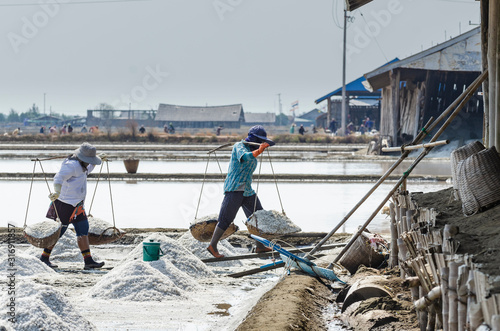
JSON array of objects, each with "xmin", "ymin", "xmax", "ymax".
[
  {"xmin": 88, "ymin": 227, "xmax": 126, "ymax": 245},
  {"xmin": 457, "ymin": 146, "xmax": 500, "ymax": 216},
  {"xmin": 23, "ymin": 222, "xmax": 62, "ymax": 248},
  {"xmin": 451, "ymin": 141, "xmax": 485, "ymax": 199},
  {"xmin": 189, "ymin": 220, "xmax": 239, "ymax": 242},
  {"xmin": 338, "ymin": 232, "xmax": 387, "ymax": 274}
]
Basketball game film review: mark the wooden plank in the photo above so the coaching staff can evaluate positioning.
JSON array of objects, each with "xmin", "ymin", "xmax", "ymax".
[{"xmin": 201, "ymin": 243, "xmax": 345, "ymax": 263}]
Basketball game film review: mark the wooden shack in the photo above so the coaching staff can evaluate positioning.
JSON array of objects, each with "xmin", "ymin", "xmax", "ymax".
[
  {"xmin": 363, "ymin": 27, "xmax": 483, "ymax": 147},
  {"xmin": 155, "ymin": 103, "xmax": 244, "ymax": 129}
]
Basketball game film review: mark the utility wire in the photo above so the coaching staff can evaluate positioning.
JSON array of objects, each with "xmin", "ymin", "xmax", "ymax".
[
  {"xmin": 359, "ymin": 10, "xmax": 389, "ymax": 62},
  {"xmin": 0, "ymin": 0, "xmax": 151, "ymax": 7}
]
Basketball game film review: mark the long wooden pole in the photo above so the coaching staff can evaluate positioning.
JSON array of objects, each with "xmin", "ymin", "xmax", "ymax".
[
  {"xmin": 381, "ymin": 139, "xmax": 449, "ymax": 153},
  {"xmin": 330, "ymin": 71, "xmax": 488, "ymax": 267},
  {"xmin": 303, "ymin": 117, "xmax": 434, "ymax": 259}
]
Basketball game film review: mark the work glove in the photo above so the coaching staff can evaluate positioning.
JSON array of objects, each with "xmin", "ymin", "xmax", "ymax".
[
  {"xmin": 252, "ymin": 142, "xmax": 270, "ymax": 158},
  {"xmin": 98, "ymin": 153, "xmax": 109, "ymax": 162},
  {"xmin": 49, "ymin": 184, "xmax": 62, "ymax": 202}
]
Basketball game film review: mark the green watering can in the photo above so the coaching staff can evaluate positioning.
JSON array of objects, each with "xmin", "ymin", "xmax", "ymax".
[{"xmin": 143, "ymin": 239, "xmax": 165, "ymax": 261}]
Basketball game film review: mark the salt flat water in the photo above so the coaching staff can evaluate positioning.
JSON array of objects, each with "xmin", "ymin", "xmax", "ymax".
[
  {"xmin": 0, "ymin": 158, "xmax": 451, "ymax": 176},
  {"xmin": 6, "ymin": 180, "xmax": 449, "ymax": 234}
]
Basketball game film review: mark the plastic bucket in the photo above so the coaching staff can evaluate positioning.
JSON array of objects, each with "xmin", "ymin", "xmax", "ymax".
[{"xmin": 143, "ymin": 240, "xmax": 164, "ymax": 261}]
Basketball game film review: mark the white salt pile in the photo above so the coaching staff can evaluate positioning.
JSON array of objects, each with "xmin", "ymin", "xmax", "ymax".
[
  {"xmin": 88, "ymin": 216, "xmax": 123, "ymax": 236},
  {"xmin": 190, "ymin": 213, "xmax": 218, "ymax": 226},
  {"xmin": 0, "ymin": 280, "xmax": 96, "ymax": 330},
  {"xmin": 24, "ymin": 230, "xmax": 101, "ymax": 263},
  {"xmin": 126, "ymin": 233, "xmax": 214, "ymax": 278},
  {"xmin": 177, "ymin": 231, "xmax": 243, "ymax": 268},
  {"xmin": 88, "ymin": 260, "xmax": 185, "ymax": 301},
  {"xmin": 23, "ymin": 220, "xmax": 60, "ymax": 238},
  {"xmin": 246, "ymin": 210, "xmax": 301, "ymax": 235},
  {"xmin": 0, "ymin": 252, "xmax": 55, "ymax": 277}
]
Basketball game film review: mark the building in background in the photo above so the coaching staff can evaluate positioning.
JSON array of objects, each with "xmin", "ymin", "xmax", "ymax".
[
  {"xmin": 155, "ymin": 103, "xmax": 244, "ymax": 129},
  {"xmin": 363, "ymin": 27, "xmax": 482, "ymax": 146}
]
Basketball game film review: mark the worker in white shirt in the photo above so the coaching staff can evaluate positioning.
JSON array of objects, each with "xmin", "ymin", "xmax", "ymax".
[{"xmin": 41, "ymin": 142, "xmax": 107, "ymax": 270}]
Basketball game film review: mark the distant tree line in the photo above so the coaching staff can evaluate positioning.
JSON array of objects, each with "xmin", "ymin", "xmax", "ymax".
[{"xmin": 0, "ymin": 104, "xmax": 75, "ymax": 123}]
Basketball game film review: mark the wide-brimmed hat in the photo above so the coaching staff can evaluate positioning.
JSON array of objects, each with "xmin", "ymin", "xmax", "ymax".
[
  {"xmin": 248, "ymin": 125, "xmax": 275, "ymax": 146},
  {"xmin": 74, "ymin": 142, "xmax": 101, "ymax": 165}
]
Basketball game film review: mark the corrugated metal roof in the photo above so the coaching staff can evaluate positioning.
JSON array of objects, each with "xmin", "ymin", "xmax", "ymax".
[
  {"xmin": 156, "ymin": 104, "xmax": 244, "ymax": 122},
  {"xmin": 364, "ymin": 27, "xmax": 481, "ymax": 90},
  {"xmin": 346, "ymin": 0, "xmax": 373, "ymax": 11},
  {"xmin": 315, "ymin": 58, "xmax": 398, "ymax": 104},
  {"xmin": 244, "ymin": 112, "xmax": 276, "ymax": 123}
]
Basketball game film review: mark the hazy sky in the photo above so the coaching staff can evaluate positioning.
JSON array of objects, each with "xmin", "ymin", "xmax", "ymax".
[{"xmin": 1, "ymin": 0, "xmax": 480, "ymax": 117}]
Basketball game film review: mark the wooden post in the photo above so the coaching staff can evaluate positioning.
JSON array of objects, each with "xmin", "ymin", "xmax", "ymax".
[
  {"xmin": 457, "ymin": 265, "xmax": 468, "ymax": 331},
  {"xmin": 389, "ymin": 202, "xmax": 399, "ymax": 268},
  {"xmin": 486, "ymin": 0, "xmax": 500, "ymax": 148},
  {"xmin": 400, "ymin": 206, "xmax": 407, "ymax": 233},
  {"xmin": 467, "ymin": 270, "xmax": 483, "ymax": 330},
  {"xmin": 449, "ymin": 262, "xmax": 459, "ymax": 331},
  {"xmin": 391, "ymin": 69, "xmax": 401, "ymax": 146},
  {"xmin": 406, "ymin": 209, "xmax": 414, "ymax": 231},
  {"xmin": 419, "ymin": 287, "xmax": 429, "ymax": 331},
  {"xmin": 492, "ymin": 315, "xmax": 500, "ymax": 331},
  {"xmin": 442, "ymin": 267, "xmax": 450, "ymax": 331}
]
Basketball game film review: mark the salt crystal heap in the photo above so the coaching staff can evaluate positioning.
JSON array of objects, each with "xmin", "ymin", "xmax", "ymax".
[
  {"xmin": 88, "ymin": 216, "xmax": 123, "ymax": 236},
  {"xmin": 88, "ymin": 260, "xmax": 186, "ymax": 301},
  {"xmin": 24, "ymin": 220, "xmax": 60, "ymax": 239},
  {"xmin": 246, "ymin": 210, "xmax": 301, "ymax": 235},
  {"xmin": 0, "ymin": 280, "xmax": 96, "ymax": 330},
  {"xmin": 0, "ymin": 252, "xmax": 55, "ymax": 277},
  {"xmin": 190, "ymin": 213, "xmax": 218, "ymax": 227}
]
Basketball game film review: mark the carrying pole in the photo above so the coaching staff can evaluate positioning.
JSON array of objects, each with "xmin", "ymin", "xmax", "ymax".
[
  {"xmin": 330, "ymin": 70, "xmax": 488, "ymax": 267},
  {"xmin": 306, "ymin": 70, "xmax": 488, "ymax": 260}
]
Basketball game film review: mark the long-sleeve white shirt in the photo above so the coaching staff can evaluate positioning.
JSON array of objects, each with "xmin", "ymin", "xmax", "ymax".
[{"xmin": 53, "ymin": 159, "xmax": 95, "ymax": 206}]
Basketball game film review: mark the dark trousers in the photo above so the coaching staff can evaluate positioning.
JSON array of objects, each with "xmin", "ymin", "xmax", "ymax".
[{"xmin": 217, "ymin": 192, "xmax": 262, "ymax": 231}]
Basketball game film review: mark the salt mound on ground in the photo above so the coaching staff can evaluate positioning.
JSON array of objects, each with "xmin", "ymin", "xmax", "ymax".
[
  {"xmin": 149, "ymin": 259, "xmax": 200, "ymax": 291},
  {"xmin": 126, "ymin": 233, "xmax": 214, "ymax": 278},
  {"xmin": 24, "ymin": 230, "xmax": 100, "ymax": 263},
  {"xmin": 246, "ymin": 210, "xmax": 301, "ymax": 235},
  {"xmin": 0, "ymin": 280, "xmax": 96, "ymax": 330},
  {"xmin": 177, "ymin": 231, "xmax": 243, "ymax": 267},
  {"xmin": 190, "ymin": 213, "xmax": 218, "ymax": 226},
  {"xmin": 24, "ymin": 220, "xmax": 60, "ymax": 238},
  {"xmin": 0, "ymin": 252, "xmax": 54, "ymax": 277},
  {"xmin": 88, "ymin": 260, "xmax": 185, "ymax": 301},
  {"xmin": 88, "ymin": 216, "xmax": 123, "ymax": 236}
]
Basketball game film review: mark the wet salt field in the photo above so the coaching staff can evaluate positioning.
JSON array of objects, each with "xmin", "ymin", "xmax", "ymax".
[
  {"xmin": 0, "ymin": 158, "xmax": 451, "ymax": 176},
  {"xmin": 7, "ymin": 180, "xmax": 449, "ymax": 234}
]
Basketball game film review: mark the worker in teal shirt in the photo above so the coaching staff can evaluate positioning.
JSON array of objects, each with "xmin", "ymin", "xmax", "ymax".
[{"xmin": 207, "ymin": 125, "xmax": 275, "ymax": 258}]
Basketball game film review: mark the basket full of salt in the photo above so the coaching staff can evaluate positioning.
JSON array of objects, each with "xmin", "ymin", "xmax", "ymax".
[
  {"xmin": 24, "ymin": 220, "xmax": 62, "ymax": 248},
  {"xmin": 189, "ymin": 214, "xmax": 239, "ymax": 242},
  {"xmin": 245, "ymin": 210, "xmax": 301, "ymax": 239},
  {"xmin": 87, "ymin": 216, "xmax": 125, "ymax": 245}
]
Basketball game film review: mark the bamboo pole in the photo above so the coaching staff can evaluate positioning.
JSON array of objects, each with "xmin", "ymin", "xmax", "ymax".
[
  {"xmin": 381, "ymin": 139, "xmax": 450, "ymax": 153},
  {"xmin": 30, "ymin": 156, "xmax": 67, "ymax": 161},
  {"xmin": 442, "ymin": 267, "xmax": 450, "ymax": 331},
  {"xmin": 457, "ymin": 265, "xmax": 468, "ymax": 331},
  {"xmin": 330, "ymin": 71, "xmax": 488, "ymax": 267},
  {"xmin": 449, "ymin": 262, "xmax": 459, "ymax": 331},
  {"xmin": 303, "ymin": 117, "xmax": 435, "ymax": 259},
  {"xmin": 415, "ymin": 286, "xmax": 442, "ymax": 310},
  {"xmin": 389, "ymin": 202, "xmax": 398, "ymax": 268},
  {"xmin": 406, "ymin": 209, "xmax": 414, "ymax": 232},
  {"xmin": 419, "ymin": 287, "xmax": 429, "ymax": 331},
  {"xmin": 467, "ymin": 269, "xmax": 483, "ymax": 330}
]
